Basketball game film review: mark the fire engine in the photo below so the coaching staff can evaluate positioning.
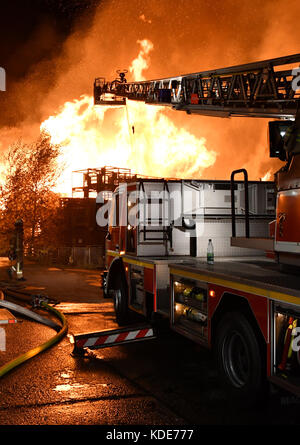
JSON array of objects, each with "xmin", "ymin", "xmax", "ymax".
[{"xmin": 94, "ymin": 54, "xmax": 300, "ymax": 402}]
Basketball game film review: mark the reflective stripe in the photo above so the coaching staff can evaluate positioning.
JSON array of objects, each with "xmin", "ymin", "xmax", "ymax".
[
  {"xmin": 169, "ymin": 267, "xmax": 300, "ymax": 306},
  {"xmin": 126, "ymin": 330, "xmax": 140, "ymax": 340},
  {"xmin": 75, "ymin": 328, "xmax": 155, "ymax": 349},
  {"xmin": 104, "ymin": 334, "xmax": 119, "ymax": 344},
  {"xmin": 84, "ymin": 337, "xmax": 99, "ymax": 347}
]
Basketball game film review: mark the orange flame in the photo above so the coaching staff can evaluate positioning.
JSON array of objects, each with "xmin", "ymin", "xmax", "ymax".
[
  {"xmin": 129, "ymin": 39, "xmax": 154, "ymax": 81},
  {"xmin": 261, "ymin": 170, "xmax": 272, "ymax": 181},
  {"xmin": 41, "ymin": 39, "xmax": 217, "ymax": 195}
]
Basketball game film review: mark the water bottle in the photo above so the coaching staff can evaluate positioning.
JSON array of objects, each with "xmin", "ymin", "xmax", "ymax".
[{"xmin": 207, "ymin": 239, "xmax": 214, "ymax": 265}]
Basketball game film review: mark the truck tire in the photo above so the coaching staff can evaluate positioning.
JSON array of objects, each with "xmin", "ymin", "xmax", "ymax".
[
  {"xmin": 215, "ymin": 311, "xmax": 266, "ymax": 404},
  {"xmin": 112, "ymin": 278, "xmax": 131, "ymax": 326}
]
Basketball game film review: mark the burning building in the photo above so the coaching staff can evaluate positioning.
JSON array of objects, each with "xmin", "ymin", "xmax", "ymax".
[{"xmin": 51, "ymin": 166, "xmax": 139, "ymax": 267}]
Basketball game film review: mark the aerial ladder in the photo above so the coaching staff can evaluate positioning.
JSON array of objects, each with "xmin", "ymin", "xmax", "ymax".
[
  {"xmin": 94, "ymin": 53, "xmax": 300, "ymax": 118},
  {"xmin": 94, "ymin": 53, "xmax": 300, "ymax": 266}
]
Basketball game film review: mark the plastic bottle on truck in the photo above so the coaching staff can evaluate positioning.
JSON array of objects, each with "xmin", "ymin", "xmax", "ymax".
[{"xmin": 207, "ymin": 239, "xmax": 214, "ymax": 265}]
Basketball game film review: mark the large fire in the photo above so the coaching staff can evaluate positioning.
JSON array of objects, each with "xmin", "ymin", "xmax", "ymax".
[
  {"xmin": 1, "ymin": 0, "xmax": 298, "ymax": 196},
  {"xmin": 41, "ymin": 39, "xmax": 216, "ymax": 195}
]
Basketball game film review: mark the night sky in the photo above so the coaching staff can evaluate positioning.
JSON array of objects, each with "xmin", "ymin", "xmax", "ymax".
[
  {"xmin": 0, "ymin": 1, "xmax": 99, "ymax": 80},
  {"xmin": 0, "ymin": 0, "xmax": 100, "ymax": 128}
]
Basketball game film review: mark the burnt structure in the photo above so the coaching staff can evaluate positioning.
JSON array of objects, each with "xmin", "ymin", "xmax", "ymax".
[
  {"xmin": 58, "ymin": 197, "xmax": 104, "ymax": 247},
  {"xmin": 72, "ymin": 166, "xmax": 137, "ymax": 198},
  {"xmin": 58, "ymin": 166, "xmax": 139, "ymax": 248}
]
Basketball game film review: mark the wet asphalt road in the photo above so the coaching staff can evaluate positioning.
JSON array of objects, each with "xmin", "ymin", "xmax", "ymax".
[{"xmin": 0, "ymin": 259, "xmax": 300, "ymax": 426}]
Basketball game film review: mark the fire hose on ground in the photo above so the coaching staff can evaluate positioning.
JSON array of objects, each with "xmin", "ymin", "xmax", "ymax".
[{"xmin": 0, "ymin": 290, "xmax": 68, "ymax": 378}]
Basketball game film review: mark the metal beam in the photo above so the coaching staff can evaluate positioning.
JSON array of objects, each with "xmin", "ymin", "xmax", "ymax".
[{"xmin": 94, "ymin": 53, "xmax": 300, "ymax": 118}]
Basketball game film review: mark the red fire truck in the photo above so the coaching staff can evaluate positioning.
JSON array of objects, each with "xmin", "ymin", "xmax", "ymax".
[{"xmin": 95, "ymin": 54, "xmax": 300, "ymax": 401}]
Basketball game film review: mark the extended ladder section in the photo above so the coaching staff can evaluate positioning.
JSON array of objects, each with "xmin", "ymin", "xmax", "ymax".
[{"xmin": 94, "ymin": 54, "xmax": 300, "ymax": 118}]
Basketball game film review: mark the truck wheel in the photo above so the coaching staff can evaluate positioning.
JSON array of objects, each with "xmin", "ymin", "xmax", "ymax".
[
  {"xmin": 113, "ymin": 279, "xmax": 130, "ymax": 326},
  {"xmin": 215, "ymin": 312, "xmax": 266, "ymax": 404}
]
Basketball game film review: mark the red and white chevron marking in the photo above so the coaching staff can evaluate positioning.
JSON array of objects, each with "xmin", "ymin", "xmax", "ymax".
[{"xmin": 75, "ymin": 328, "xmax": 154, "ymax": 349}]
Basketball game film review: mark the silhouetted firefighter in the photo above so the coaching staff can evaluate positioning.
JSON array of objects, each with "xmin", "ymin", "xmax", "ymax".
[{"xmin": 8, "ymin": 218, "xmax": 25, "ymax": 281}]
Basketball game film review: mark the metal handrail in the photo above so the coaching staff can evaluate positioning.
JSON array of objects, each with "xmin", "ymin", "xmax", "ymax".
[{"xmin": 231, "ymin": 169, "xmax": 249, "ymax": 238}]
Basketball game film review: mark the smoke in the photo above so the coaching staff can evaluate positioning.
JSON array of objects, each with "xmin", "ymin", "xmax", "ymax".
[{"xmin": 1, "ymin": 0, "xmax": 300, "ymax": 181}]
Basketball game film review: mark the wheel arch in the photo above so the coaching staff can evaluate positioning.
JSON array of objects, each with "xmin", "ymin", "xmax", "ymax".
[
  {"xmin": 211, "ymin": 292, "xmax": 267, "ymax": 362},
  {"xmin": 107, "ymin": 257, "xmax": 127, "ymax": 293}
]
